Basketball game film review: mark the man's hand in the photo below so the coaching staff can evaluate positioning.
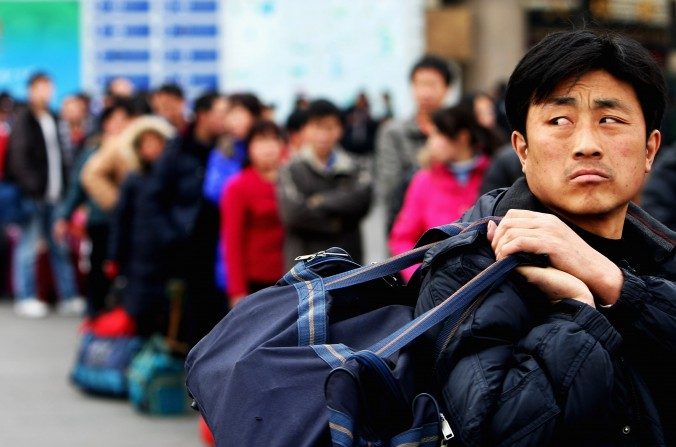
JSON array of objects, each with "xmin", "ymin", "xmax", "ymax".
[
  {"xmin": 487, "ymin": 210, "xmax": 623, "ymax": 306},
  {"xmin": 517, "ymin": 265, "xmax": 595, "ymax": 308}
]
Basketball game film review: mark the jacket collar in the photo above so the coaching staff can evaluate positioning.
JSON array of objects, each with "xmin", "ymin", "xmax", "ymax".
[
  {"xmin": 494, "ymin": 177, "xmax": 675, "ymax": 263},
  {"xmin": 298, "ymin": 145, "xmax": 354, "ymax": 175}
]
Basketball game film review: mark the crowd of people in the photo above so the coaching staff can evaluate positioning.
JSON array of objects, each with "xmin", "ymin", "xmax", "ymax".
[
  {"xmin": 0, "ymin": 55, "xmax": 510, "ymax": 337},
  {"xmin": 2, "ymin": 38, "xmax": 676, "ymax": 443},
  {"xmin": 1, "ymin": 50, "xmax": 674, "ymax": 341}
]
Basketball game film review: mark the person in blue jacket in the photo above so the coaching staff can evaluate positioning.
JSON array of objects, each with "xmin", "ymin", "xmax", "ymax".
[{"xmin": 417, "ymin": 29, "xmax": 676, "ymax": 446}]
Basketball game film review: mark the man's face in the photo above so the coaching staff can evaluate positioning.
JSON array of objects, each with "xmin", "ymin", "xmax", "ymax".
[
  {"xmin": 30, "ymin": 79, "xmax": 54, "ymax": 109},
  {"xmin": 60, "ymin": 97, "xmax": 87, "ymax": 124},
  {"xmin": 513, "ymin": 70, "xmax": 660, "ymax": 224},
  {"xmin": 151, "ymin": 93, "xmax": 184, "ymax": 127},
  {"xmin": 411, "ymin": 68, "xmax": 448, "ymax": 114},
  {"xmin": 201, "ymin": 97, "xmax": 229, "ymax": 139},
  {"xmin": 306, "ymin": 116, "xmax": 343, "ymax": 159}
]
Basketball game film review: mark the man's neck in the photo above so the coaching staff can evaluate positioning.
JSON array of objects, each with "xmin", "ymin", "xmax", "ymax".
[{"xmin": 549, "ymin": 204, "xmax": 627, "ymax": 240}]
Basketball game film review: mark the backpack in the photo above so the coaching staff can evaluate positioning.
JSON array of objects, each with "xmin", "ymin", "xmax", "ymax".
[{"xmin": 185, "ymin": 218, "xmax": 533, "ymax": 446}]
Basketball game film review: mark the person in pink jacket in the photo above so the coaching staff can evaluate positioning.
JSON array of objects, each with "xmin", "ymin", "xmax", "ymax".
[{"xmin": 388, "ymin": 105, "xmax": 492, "ymax": 281}]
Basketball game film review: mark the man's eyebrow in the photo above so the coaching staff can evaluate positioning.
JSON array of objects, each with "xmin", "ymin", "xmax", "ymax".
[
  {"xmin": 593, "ymin": 98, "xmax": 631, "ymax": 112},
  {"xmin": 545, "ymin": 96, "xmax": 576, "ymax": 106}
]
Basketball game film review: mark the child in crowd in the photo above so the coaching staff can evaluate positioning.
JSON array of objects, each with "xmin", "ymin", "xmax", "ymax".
[
  {"xmin": 220, "ymin": 120, "xmax": 285, "ymax": 307},
  {"xmin": 277, "ymin": 99, "xmax": 372, "ymax": 269},
  {"xmin": 104, "ymin": 116, "xmax": 174, "ymax": 336},
  {"xmin": 388, "ymin": 105, "xmax": 491, "ymax": 281}
]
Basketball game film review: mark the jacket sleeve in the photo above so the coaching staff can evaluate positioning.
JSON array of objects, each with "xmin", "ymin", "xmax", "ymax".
[
  {"xmin": 56, "ymin": 151, "xmax": 91, "ymax": 220},
  {"xmin": 425, "ymin": 251, "xmax": 622, "ymax": 446},
  {"xmin": 276, "ymin": 164, "xmax": 342, "ymax": 236},
  {"xmin": 107, "ymin": 176, "xmax": 136, "ymax": 266},
  {"xmin": 144, "ymin": 145, "xmax": 185, "ymax": 248},
  {"xmin": 375, "ymin": 122, "xmax": 404, "ymax": 205},
  {"xmin": 6, "ymin": 114, "xmax": 41, "ymax": 196},
  {"xmin": 313, "ymin": 165, "xmax": 373, "ymax": 220},
  {"xmin": 81, "ymin": 140, "xmax": 121, "ymax": 211},
  {"xmin": 222, "ymin": 178, "xmax": 248, "ymax": 300},
  {"xmin": 601, "ymin": 268, "xmax": 676, "ymax": 356}
]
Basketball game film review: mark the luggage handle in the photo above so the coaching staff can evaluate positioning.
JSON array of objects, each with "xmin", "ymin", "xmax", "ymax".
[
  {"xmin": 366, "ymin": 251, "xmax": 546, "ymax": 359},
  {"xmin": 322, "ymin": 218, "xmax": 502, "ymax": 291}
]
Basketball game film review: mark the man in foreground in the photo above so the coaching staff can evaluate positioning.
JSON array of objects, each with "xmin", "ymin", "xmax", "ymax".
[{"xmin": 417, "ymin": 30, "xmax": 675, "ymax": 445}]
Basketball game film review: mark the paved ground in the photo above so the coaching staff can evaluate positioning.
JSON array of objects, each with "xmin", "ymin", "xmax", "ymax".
[{"xmin": 0, "ymin": 301, "xmax": 202, "ymax": 447}]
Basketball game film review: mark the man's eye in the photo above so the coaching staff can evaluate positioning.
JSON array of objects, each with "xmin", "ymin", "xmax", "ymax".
[
  {"xmin": 550, "ymin": 117, "xmax": 572, "ymax": 125},
  {"xmin": 600, "ymin": 116, "xmax": 621, "ymax": 124}
]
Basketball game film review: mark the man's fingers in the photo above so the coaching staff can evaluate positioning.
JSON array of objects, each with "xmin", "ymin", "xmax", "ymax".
[
  {"xmin": 487, "ymin": 220, "xmax": 498, "ymax": 242},
  {"xmin": 495, "ymin": 234, "xmax": 545, "ymax": 259}
]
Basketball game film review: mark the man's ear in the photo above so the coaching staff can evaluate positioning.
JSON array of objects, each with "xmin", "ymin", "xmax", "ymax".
[
  {"xmin": 511, "ymin": 130, "xmax": 528, "ymax": 173},
  {"xmin": 645, "ymin": 129, "xmax": 661, "ymax": 173}
]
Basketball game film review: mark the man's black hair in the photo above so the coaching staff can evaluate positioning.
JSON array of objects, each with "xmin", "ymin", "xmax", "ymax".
[
  {"xmin": 409, "ymin": 55, "xmax": 453, "ymax": 86},
  {"xmin": 228, "ymin": 92, "xmax": 263, "ymax": 118},
  {"xmin": 285, "ymin": 108, "xmax": 308, "ymax": 133},
  {"xmin": 155, "ymin": 83, "xmax": 184, "ymax": 100},
  {"xmin": 27, "ymin": 71, "xmax": 51, "ymax": 87},
  {"xmin": 99, "ymin": 98, "xmax": 135, "ymax": 129},
  {"xmin": 432, "ymin": 105, "xmax": 495, "ymax": 154},
  {"xmin": 305, "ymin": 99, "xmax": 344, "ymax": 126},
  {"xmin": 194, "ymin": 90, "xmax": 222, "ymax": 114},
  {"xmin": 505, "ymin": 29, "xmax": 667, "ymax": 138}
]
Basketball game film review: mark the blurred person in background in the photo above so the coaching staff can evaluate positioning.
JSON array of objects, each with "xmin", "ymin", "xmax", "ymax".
[
  {"xmin": 80, "ymin": 98, "xmax": 140, "ymax": 212},
  {"xmin": 53, "ymin": 99, "xmax": 136, "ymax": 318},
  {"xmin": 0, "ymin": 92, "xmax": 14, "ymax": 300},
  {"xmin": 285, "ymin": 107, "xmax": 309, "ymax": 155},
  {"xmin": 58, "ymin": 93, "xmax": 92, "ymax": 172},
  {"xmin": 221, "ymin": 120, "xmax": 285, "ymax": 307},
  {"xmin": 376, "ymin": 54, "xmax": 453, "ymax": 233},
  {"xmin": 341, "ymin": 91, "xmax": 379, "ymax": 159},
  {"xmin": 642, "ymin": 146, "xmax": 676, "ymax": 231},
  {"xmin": 278, "ymin": 99, "xmax": 372, "ymax": 268},
  {"xmin": 203, "ymin": 92, "xmax": 264, "ymax": 295},
  {"xmin": 145, "ymin": 91, "xmax": 229, "ymax": 347},
  {"xmin": 102, "ymin": 76, "xmax": 135, "ymax": 109},
  {"xmin": 150, "ymin": 83, "xmax": 188, "ymax": 134},
  {"xmin": 461, "ymin": 91, "xmax": 507, "ymax": 151},
  {"xmin": 5, "ymin": 72, "xmax": 83, "ymax": 318},
  {"xmin": 388, "ymin": 105, "xmax": 491, "ymax": 281},
  {"xmin": 105, "ymin": 116, "xmax": 175, "ymax": 336}
]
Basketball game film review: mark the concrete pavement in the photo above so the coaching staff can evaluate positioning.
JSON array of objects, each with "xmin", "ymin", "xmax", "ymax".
[{"xmin": 0, "ymin": 301, "xmax": 202, "ymax": 447}]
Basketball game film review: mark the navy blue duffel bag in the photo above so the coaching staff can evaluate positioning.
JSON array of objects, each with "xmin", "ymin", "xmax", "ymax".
[{"xmin": 185, "ymin": 219, "xmax": 530, "ymax": 446}]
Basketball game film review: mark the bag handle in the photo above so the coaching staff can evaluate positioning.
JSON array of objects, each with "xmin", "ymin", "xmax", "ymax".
[
  {"xmin": 366, "ymin": 252, "xmax": 541, "ymax": 358},
  {"xmin": 323, "ymin": 217, "xmax": 500, "ymax": 291}
]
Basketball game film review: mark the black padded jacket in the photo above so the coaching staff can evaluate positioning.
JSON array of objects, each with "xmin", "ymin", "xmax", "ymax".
[{"xmin": 416, "ymin": 178, "xmax": 676, "ymax": 446}]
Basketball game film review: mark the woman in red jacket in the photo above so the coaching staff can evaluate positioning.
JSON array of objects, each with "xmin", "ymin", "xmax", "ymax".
[{"xmin": 220, "ymin": 120, "xmax": 285, "ymax": 307}]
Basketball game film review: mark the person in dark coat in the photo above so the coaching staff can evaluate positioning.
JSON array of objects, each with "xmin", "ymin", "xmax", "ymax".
[
  {"xmin": 278, "ymin": 99, "xmax": 372, "ymax": 269},
  {"xmin": 417, "ymin": 30, "xmax": 676, "ymax": 446},
  {"xmin": 106, "ymin": 116, "xmax": 175, "ymax": 335},
  {"xmin": 5, "ymin": 72, "xmax": 82, "ymax": 318},
  {"xmin": 144, "ymin": 91, "xmax": 229, "ymax": 347},
  {"xmin": 641, "ymin": 146, "xmax": 676, "ymax": 231}
]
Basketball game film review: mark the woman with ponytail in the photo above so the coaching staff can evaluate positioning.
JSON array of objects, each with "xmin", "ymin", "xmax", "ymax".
[{"xmin": 388, "ymin": 105, "xmax": 492, "ymax": 281}]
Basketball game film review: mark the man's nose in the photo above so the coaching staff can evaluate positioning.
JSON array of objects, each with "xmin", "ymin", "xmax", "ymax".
[{"xmin": 572, "ymin": 125, "xmax": 603, "ymax": 158}]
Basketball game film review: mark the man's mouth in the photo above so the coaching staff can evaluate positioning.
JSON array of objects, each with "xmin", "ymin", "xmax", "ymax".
[{"xmin": 569, "ymin": 168, "xmax": 611, "ymax": 184}]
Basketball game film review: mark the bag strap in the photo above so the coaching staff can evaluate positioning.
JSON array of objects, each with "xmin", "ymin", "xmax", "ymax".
[
  {"xmin": 323, "ymin": 217, "xmax": 500, "ymax": 291},
  {"xmin": 366, "ymin": 254, "xmax": 525, "ymax": 358}
]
